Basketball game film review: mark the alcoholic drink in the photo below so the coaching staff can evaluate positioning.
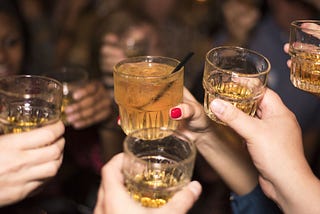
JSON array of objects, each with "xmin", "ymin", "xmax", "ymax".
[
  {"xmin": 289, "ymin": 49, "xmax": 320, "ymax": 94},
  {"xmin": 124, "ymin": 155, "xmax": 188, "ymax": 208},
  {"xmin": 203, "ymin": 74, "xmax": 264, "ymax": 124},
  {"xmin": 61, "ymin": 94, "xmax": 74, "ymax": 125},
  {"xmin": 114, "ymin": 59, "xmax": 183, "ymax": 136},
  {"xmin": 0, "ymin": 99, "xmax": 60, "ymax": 134}
]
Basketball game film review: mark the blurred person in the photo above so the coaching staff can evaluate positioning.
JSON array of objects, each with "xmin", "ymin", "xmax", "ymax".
[
  {"xmin": 97, "ymin": 0, "xmax": 212, "ymax": 90},
  {"xmin": 93, "ymin": 153, "xmax": 202, "ymax": 214},
  {"xmin": 214, "ymin": 0, "xmax": 264, "ymax": 47},
  {"xmin": 0, "ymin": 2, "xmax": 25, "ymax": 77},
  {"xmin": 0, "ymin": 121, "xmax": 65, "ymax": 207}
]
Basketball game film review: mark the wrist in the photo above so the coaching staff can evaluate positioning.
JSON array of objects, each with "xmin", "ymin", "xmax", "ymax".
[{"xmin": 274, "ymin": 163, "xmax": 320, "ymax": 213}]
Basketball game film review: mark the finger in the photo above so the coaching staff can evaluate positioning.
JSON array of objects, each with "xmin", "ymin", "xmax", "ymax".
[
  {"xmin": 283, "ymin": 43, "xmax": 289, "ymax": 54},
  {"xmin": 170, "ymin": 88, "xmax": 202, "ymax": 120},
  {"xmin": 257, "ymin": 89, "xmax": 289, "ymax": 119},
  {"xmin": 160, "ymin": 181, "xmax": 202, "ymax": 213},
  {"xmin": 100, "ymin": 153, "xmax": 133, "ymax": 205},
  {"xmin": 14, "ymin": 121, "xmax": 65, "ymax": 150},
  {"xmin": 287, "ymin": 59, "xmax": 291, "ymax": 69},
  {"xmin": 301, "ymin": 23, "xmax": 320, "ymax": 39},
  {"xmin": 93, "ymin": 185, "xmax": 105, "ymax": 214},
  {"xmin": 25, "ymin": 153, "xmax": 63, "ymax": 180},
  {"xmin": 28, "ymin": 137, "xmax": 65, "ymax": 163},
  {"xmin": 72, "ymin": 82, "xmax": 99, "ymax": 101},
  {"xmin": 66, "ymin": 92, "xmax": 112, "ymax": 127},
  {"xmin": 72, "ymin": 106, "xmax": 112, "ymax": 129},
  {"xmin": 102, "ymin": 33, "xmax": 120, "ymax": 44},
  {"xmin": 66, "ymin": 83, "xmax": 107, "ymax": 113},
  {"xmin": 0, "ymin": 180, "xmax": 43, "ymax": 205},
  {"xmin": 101, "ymin": 153, "xmax": 125, "ymax": 189},
  {"xmin": 210, "ymin": 98, "xmax": 260, "ymax": 139}
]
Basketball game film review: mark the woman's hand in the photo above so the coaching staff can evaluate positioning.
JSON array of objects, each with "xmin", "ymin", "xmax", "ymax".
[{"xmin": 0, "ymin": 121, "xmax": 65, "ymax": 206}]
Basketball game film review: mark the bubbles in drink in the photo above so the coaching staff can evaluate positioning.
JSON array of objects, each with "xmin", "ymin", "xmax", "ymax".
[
  {"xmin": 290, "ymin": 50, "xmax": 320, "ymax": 94},
  {"xmin": 0, "ymin": 98, "xmax": 60, "ymax": 133}
]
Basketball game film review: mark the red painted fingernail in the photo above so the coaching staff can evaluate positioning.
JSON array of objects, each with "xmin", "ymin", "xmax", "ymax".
[
  {"xmin": 117, "ymin": 116, "xmax": 121, "ymax": 126},
  {"xmin": 170, "ymin": 107, "xmax": 182, "ymax": 119}
]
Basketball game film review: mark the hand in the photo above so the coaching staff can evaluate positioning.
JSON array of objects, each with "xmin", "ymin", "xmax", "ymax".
[
  {"xmin": 169, "ymin": 88, "xmax": 258, "ymax": 195},
  {"xmin": 0, "ymin": 121, "xmax": 65, "ymax": 206},
  {"xmin": 94, "ymin": 153, "xmax": 202, "ymax": 214},
  {"xmin": 284, "ymin": 22, "xmax": 320, "ymax": 69},
  {"xmin": 210, "ymin": 88, "xmax": 320, "ymax": 213},
  {"xmin": 65, "ymin": 81, "xmax": 113, "ymax": 129},
  {"xmin": 100, "ymin": 33, "xmax": 126, "ymax": 88},
  {"xmin": 283, "ymin": 43, "xmax": 291, "ymax": 68}
]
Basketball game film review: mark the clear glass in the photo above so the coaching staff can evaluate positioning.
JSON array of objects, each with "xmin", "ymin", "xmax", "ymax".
[
  {"xmin": 122, "ymin": 127, "xmax": 196, "ymax": 208},
  {"xmin": 44, "ymin": 66, "xmax": 88, "ymax": 125},
  {"xmin": 202, "ymin": 46, "xmax": 270, "ymax": 125},
  {"xmin": 289, "ymin": 20, "xmax": 320, "ymax": 95},
  {"xmin": 114, "ymin": 56, "xmax": 184, "ymax": 135},
  {"xmin": 0, "ymin": 75, "xmax": 63, "ymax": 133}
]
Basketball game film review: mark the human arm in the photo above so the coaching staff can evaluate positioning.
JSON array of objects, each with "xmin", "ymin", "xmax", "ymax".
[
  {"xmin": 170, "ymin": 88, "xmax": 258, "ymax": 195},
  {"xmin": 210, "ymin": 88, "xmax": 320, "ymax": 214},
  {"xmin": 94, "ymin": 153, "xmax": 202, "ymax": 214},
  {"xmin": 0, "ymin": 121, "xmax": 65, "ymax": 207},
  {"xmin": 64, "ymin": 80, "xmax": 113, "ymax": 129}
]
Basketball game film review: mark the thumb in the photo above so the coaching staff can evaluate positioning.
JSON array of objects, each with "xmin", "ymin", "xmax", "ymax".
[
  {"xmin": 210, "ymin": 99, "xmax": 259, "ymax": 139},
  {"xmin": 160, "ymin": 181, "xmax": 202, "ymax": 214}
]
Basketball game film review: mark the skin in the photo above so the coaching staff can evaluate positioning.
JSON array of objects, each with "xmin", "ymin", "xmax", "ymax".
[
  {"xmin": 171, "ymin": 88, "xmax": 259, "ymax": 195},
  {"xmin": 0, "ymin": 121, "xmax": 65, "ymax": 207},
  {"xmin": 94, "ymin": 153, "xmax": 202, "ymax": 214},
  {"xmin": 64, "ymin": 80, "xmax": 113, "ymax": 129},
  {"xmin": 210, "ymin": 89, "xmax": 320, "ymax": 214}
]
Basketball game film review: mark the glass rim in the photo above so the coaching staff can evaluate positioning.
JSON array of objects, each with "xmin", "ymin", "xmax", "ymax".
[
  {"xmin": 43, "ymin": 66, "xmax": 89, "ymax": 82},
  {"xmin": 206, "ymin": 46, "xmax": 271, "ymax": 77},
  {"xmin": 114, "ymin": 55, "xmax": 182, "ymax": 79},
  {"xmin": 123, "ymin": 127, "xmax": 196, "ymax": 166},
  {"xmin": 0, "ymin": 74, "xmax": 63, "ymax": 96},
  {"xmin": 290, "ymin": 20, "xmax": 320, "ymax": 32}
]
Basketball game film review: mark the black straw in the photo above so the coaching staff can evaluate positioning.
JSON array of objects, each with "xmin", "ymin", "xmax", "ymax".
[
  {"xmin": 137, "ymin": 52, "xmax": 194, "ymax": 109},
  {"xmin": 172, "ymin": 52, "xmax": 194, "ymax": 73}
]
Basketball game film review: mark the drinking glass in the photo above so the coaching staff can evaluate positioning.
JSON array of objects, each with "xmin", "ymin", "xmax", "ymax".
[
  {"xmin": 289, "ymin": 20, "xmax": 320, "ymax": 95},
  {"xmin": 0, "ymin": 75, "xmax": 63, "ymax": 133},
  {"xmin": 203, "ymin": 46, "xmax": 270, "ymax": 125},
  {"xmin": 114, "ymin": 56, "xmax": 184, "ymax": 136},
  {"xmin": 44, "ymin": 66, "xmax": 88, "ymax": 125},
  {"xmin": 122, "ymin": 127, "xmax": 196, "ymax": 208}
]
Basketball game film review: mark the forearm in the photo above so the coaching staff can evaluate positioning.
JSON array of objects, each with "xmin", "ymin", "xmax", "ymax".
[
  {"xmin": 195, "ymin": 126, "xmax": 258, "ymax": 195},
  {"xmin": 272, "ymin": 161, "xmax": 320, "ymax": 214}
]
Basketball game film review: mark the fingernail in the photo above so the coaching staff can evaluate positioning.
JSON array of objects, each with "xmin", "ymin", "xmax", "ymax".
[
  {"xmin": 117, "ymin": 116, "xmax": 121, "ymax": 126},
  {"xmin": 210, "ymin": 99, "xmax": 226, "ymax": 115},
  {"xmin": 170, "ymin": 107, "xmax": 182, "ymax": 119},
  {"xmin": 188, "ymin": 181, "xmax": 202, "ymax": 199}
]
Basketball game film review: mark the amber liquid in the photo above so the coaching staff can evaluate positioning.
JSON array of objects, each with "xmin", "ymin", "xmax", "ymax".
[
  {"xmin": 61, "ymin": 94, "xmax": 73, "ymax": 125},
  {"xmin": 0, "ymin": 99, "xmax": 59, "ymax": 133},
  {"xmin": 114, "ymin": 62, "xmax": 183, "ymax": 136},
  {"xmin": 203, "ymin": 75, "xmax": 264, "ymax": 125},
  {"xmin": 289, "ymin": 49, "xmax": 320, "ymax": 94},
  {"xmin": 124, "ymin": 155, "xmax": 188, "ymax": 208}
]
